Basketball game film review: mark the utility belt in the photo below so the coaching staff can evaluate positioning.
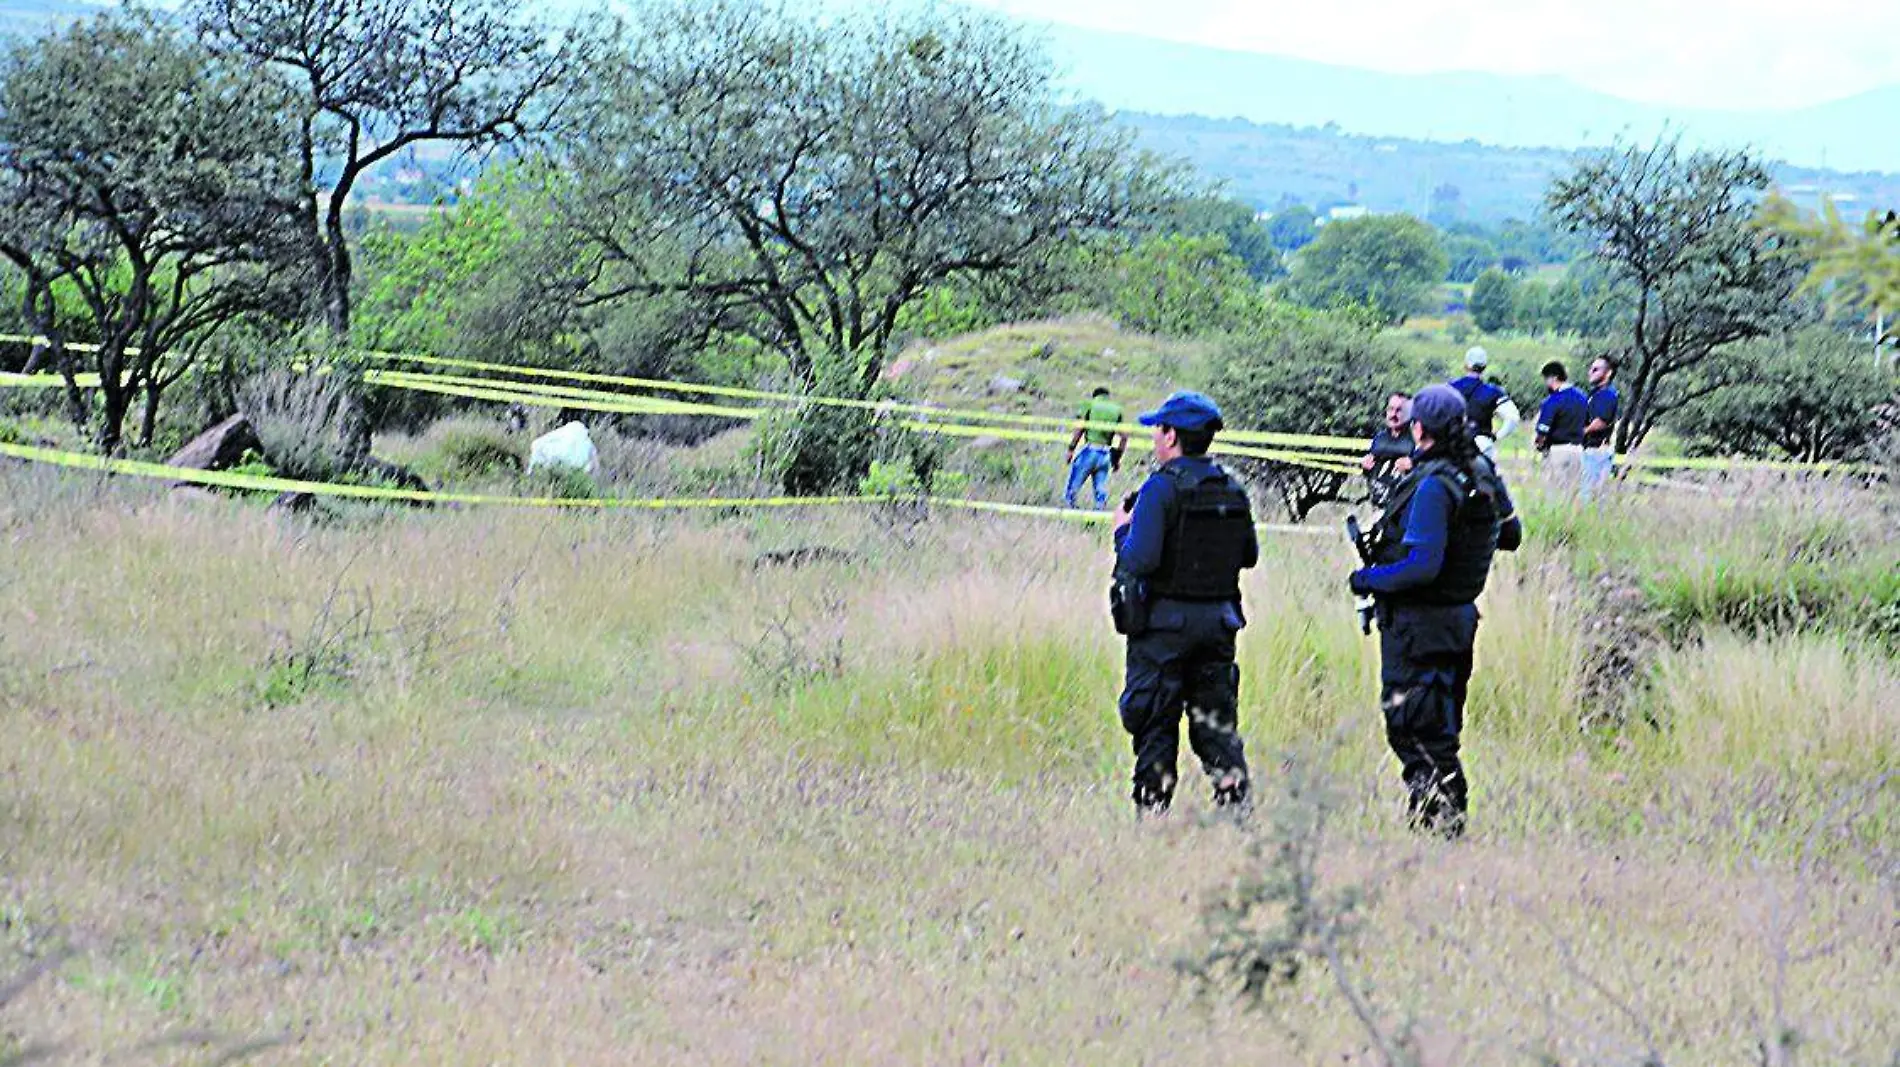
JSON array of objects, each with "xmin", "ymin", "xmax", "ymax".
[{"xmin": 1110, "ymin": 577, "xmax": 1235, "ymax": 636}]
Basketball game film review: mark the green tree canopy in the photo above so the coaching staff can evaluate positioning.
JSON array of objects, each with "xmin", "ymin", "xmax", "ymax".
[
  {"xmin": 1150, "ymin": 196, "xmax": 1282, "ymax": 282},
  {"xmin": 1285, "ymin": 214, "xmax": 1448, "ymax": 325},
  {"xmin": 1759, "ymin": 196, "xmax": 1900, "ymax": 345},
  {"xmin": 1469, "ymin": 268, "xmax": 1517, "ymax": 333},
  {"xmin": 1265, "ymin": 203, "xmax": 1317, "ymax": 254},
  {"xmin": 1444, "ymin": 234, "xmax": 1497, "ymax": 283},
  {"xmin": 0, "ymin": 10, "xmax": 302, "ymax": 452},
  {"xmin": 564, "ymin": 0, "xmax": 1164, "ymax": 393},
  {"xmin": 1548, "ymin": 138, "xmax": 1806, "ymax": 449},
  {"xmin": 1210, "ymin": 308, "xmax": 1407, "ymax": 519},
  {"xmin": 1669, "ymin": 327, "xmax": 1896, "ymax": 462},
  {"xmin": 1089, "ymin": 234, "xmax": 1263, "ymax": 337}
]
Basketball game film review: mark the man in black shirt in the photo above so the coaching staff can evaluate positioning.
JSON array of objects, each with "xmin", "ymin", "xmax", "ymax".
[{"xmin": 1361, "ymin": 392, "xmax": 1414, "ymax": 507}]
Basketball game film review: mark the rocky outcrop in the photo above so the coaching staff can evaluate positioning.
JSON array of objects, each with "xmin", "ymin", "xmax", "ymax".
[{"xmin": 165, "ymin": 415, "xmax": 260, "ymax": 472}]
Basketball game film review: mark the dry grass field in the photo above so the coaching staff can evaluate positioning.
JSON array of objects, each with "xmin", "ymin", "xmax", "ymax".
[{"xmin": 1, "ymin": 464, "xmax": 1895, "ymax": 1065}]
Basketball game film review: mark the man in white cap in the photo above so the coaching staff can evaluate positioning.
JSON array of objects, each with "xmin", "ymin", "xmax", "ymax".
[{"xmin": 1448, "ymin": 346, "xmax": 1520, "ymax": 461}]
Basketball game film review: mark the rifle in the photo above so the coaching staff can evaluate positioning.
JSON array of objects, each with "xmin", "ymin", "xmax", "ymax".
[{"xmin": 1345, "ymin": 514, "xmax": 1376, "ymax": 636}]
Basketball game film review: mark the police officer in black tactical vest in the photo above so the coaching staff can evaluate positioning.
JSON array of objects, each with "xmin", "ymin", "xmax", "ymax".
[
  {"xmin": 1110, "ymin": 392, "xmax": 1257, "ymax": 816},
  {"xmin": 1348, "ymin": 384, "xmax": 1522, "ymax": 838}
]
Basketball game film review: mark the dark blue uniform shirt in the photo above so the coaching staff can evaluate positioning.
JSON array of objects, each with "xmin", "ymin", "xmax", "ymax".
[
  {"xmin": 1536, "ymin": 386, "xmax": 1589, "ymax": 447},
  {"xmin": 1114, "ymin": 456, "xmax": 1260, "ymax": 582},
  {"xmin": 1450, "ymin": 375, "xmax": 1508, "ymax": 437},
  {"xmin": 1584, "ymin": 384, "xmax": 1620, "ymax": 447},
  {"xmin": 1352, "ymin": 476, "xmax": 1457, "ymax": 594}
]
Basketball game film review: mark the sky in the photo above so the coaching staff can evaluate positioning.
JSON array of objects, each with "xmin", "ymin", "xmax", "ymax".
[{"xmin": 934, "ymin": 0, "xmax": 1900, "ymax": 112}]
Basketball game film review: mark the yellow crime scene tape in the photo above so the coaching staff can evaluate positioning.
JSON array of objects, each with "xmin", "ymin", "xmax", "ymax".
[
  {"xmin": 364, "ymin": 366, "xmax": 1365, "ymax": 474},
  {"xmin": 354, "ymin": 346, "xmax": 1369, "ymax": 453},
  {"xmin": 1, "ymin": 369, "xmax": 102, "ymax": 389},
  {"xmin": 0, "ymin": 439, "xmax": 1331, "ymax": 536},
  {"xmin": 6, "ymin": 333, "xmax": 1878, "ymax": 477},
  {"xmin": 0, "ymin": 332, "xmax": 1367, "ymax": 453},
  {"xmin": 0, "ymin": 358, "xmax": 1363, "ymax": 476}
]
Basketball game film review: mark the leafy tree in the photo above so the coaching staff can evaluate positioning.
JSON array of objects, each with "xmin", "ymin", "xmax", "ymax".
[
  {"xmin": 563, "ymin": 1, "xmax": 1161, "ymax": 489},
  {"xmin": 1492, "ymin": 216, "xmax": 1578, "ymax": 266},
  {"xmin": 1152, "ymin": 195, "xmax": 1281, "ymax": 282},
  {"xmin": 1758, "ymin": 196, "xmax": 1900, "ymax": 345},
  {"xmin": 190, "ymin": 0, "xmax": 602, "ymax": 339},
  {"xmin": 1085, "ymin": 234, "xmax": 1262, "ymax": 337},
  {"xmin": 1285, "ymin": 214, "xmax": 1448, "ymax": 325},
  {"xmin": 1509, "ymin": 280, "xmax": 1550, "ymax": 334},
  {"xmin": 1547, "ymin": 138, "xmax": 1806, "ymax": 449},
  {"xmin": 0, "ymin": 11, "xmax": 302, "ymax": 452},
  {"xmin": 1669, "ymin": 327, "xmax": 1895, "ymax": 461},
  {"xmin": 1266, "ymin": 203, "xmax": 1318, "ymax": 254},
  {"xmin": 1469, "ymin": 268, "xmax": 1516, "ymax": 333},
  {"xmin": 1443, "ymin": 234, "xmax": 1497, "ymax": 284},
  {"xmin": 1210, "ymin": 308, "xmax": 1407, "ymax": 520},
  {"xmin": 356, "ymin": 166, "xmax": 597, "ymax": 366}
]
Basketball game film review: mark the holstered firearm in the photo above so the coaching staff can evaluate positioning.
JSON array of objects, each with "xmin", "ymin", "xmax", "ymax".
[
  {"xmin": 1345, "ymin": 514, "xmax": 1376, "ymax": 636},
  {"xmin": 1109, "ymin": 490, "xmax": 1148, "ymax": 636}
]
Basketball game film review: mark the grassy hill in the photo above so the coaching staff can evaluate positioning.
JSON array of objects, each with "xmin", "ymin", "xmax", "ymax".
[{"xmin": 886, "ymin": 315, "xmax": 1216, "ymax": 419}]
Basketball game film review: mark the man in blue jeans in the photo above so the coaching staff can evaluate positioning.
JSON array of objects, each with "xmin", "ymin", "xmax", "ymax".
[
  {"xmin": 1581, "ymin": 356, "xmax": 1620, "ymax": 499},
  {"xmin": 1064, "ymin": 386, "xmax": 1128, "ymax": 509}
]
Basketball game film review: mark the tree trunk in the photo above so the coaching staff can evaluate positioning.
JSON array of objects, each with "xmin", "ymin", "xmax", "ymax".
[
  {"xmin": 97, "ymin": 380, "xmax": 127, "ymax": 456},
  {"xmin": 322, "ymin": 199, "xmax": 353, "ymax": 340},
  {"xmin": 138, "ymin": 382, "xmax": 162, "ymax": 450}
]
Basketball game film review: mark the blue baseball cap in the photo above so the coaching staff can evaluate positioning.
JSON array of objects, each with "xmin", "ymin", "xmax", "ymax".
[
  {"xmin": 1137, "ymin": 391, "xmax": 1225, "ymax": 432},
  {"xmin": 1410, "ymin": 383, "xmax": 1467, "ymax": 437}
]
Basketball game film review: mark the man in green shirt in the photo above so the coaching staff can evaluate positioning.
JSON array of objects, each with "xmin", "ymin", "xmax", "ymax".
[{"xmin": 1065, "ymin": 387, "xmax": 1128, "ymax": 509}]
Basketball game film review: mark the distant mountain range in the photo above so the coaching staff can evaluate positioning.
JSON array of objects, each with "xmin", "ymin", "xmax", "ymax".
[
  {"xmin": 1042, "ymin": 24, "xmax": 1900, "ymax": 176},
  {"xmin": 1121, "ymin": 112, "xmax": 1900, "ymax": 224},
  {"xmin": 4, "ymin": 0, "xmax": 1894, "ymax": 224}
]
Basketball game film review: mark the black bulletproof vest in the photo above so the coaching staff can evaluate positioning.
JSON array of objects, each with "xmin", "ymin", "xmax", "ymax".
[
  {"xmin": 1452, "ymin": 376, "xmax": 1505, "ymax": 438},
  {"xmin": 1371, "ymin": 456, "xmax": 1502, "ymax": 606},
  {"xmin": 1149, "ymin": 464, "xmax": 1254, "ymax": 601}
]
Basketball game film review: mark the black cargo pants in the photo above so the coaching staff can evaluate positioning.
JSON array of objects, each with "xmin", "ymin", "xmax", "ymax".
[
  {"xmin": 1378, "ymin": 602, "xmax": 1478, "ymax": 837},
  {"xmin": 1118, "ymin": 598, "xmax": 1250, "ymax": 814}
]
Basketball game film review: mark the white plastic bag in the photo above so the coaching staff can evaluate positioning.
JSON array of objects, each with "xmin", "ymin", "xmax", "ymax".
[{"xmin": 528, "ymin": 421, "xmax": 598, "ymax": 476}]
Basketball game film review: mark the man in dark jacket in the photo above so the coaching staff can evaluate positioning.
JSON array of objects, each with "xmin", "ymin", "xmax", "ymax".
[
  {"xmin": 1361, "ymin": 391, "xmax": 1415, "ymax": 507},
  {"xmin": 1348, "ymin": 384, "xmax": 1522, "ymax": 838},
  {"xmin": 1111, "ymin": 391, "xmax": 1258, "ymax": 816}
]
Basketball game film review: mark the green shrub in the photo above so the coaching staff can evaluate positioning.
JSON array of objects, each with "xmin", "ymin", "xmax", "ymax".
[
  {"xmin": 965, "ymin": 448, "xmax": 1024, "ymax": 489},
  {"xmin": 239, "ymin": 361, "xmax": 369, "ymax": 482},
  {"xmin": 433, "ymin": 424, "xmax": 522, "ymax": 481},
  {"xmin": 859, "ymin": 458, "xmax": 971, "ymax": 499},
  {"xmin": 227, "ymin": 448, "xmax": 277, "ymax": 479},
  {"xmin": 523, "ymin": 464, "xmax": 599, "ymax": 500}
]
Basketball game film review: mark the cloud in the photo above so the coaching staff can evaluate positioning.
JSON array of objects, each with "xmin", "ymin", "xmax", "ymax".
[{"xmin": 960, "ymin": 0, "xmax": 1900, "ymax": 110}]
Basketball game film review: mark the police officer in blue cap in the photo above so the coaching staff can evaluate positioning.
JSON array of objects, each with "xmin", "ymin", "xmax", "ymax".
[
  {"xmin": 1348, "ymin": 384, "xmax": 1522, "ymax": 838},
  {"xmin": 1110, "ymin": 391, "xmax": 1257, "ymax": 816}
]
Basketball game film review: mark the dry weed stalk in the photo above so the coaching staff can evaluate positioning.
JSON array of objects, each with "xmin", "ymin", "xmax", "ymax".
[{"xmin": 1183, "ymin": 740, "xmax": 1423, "ymax": 1067}]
